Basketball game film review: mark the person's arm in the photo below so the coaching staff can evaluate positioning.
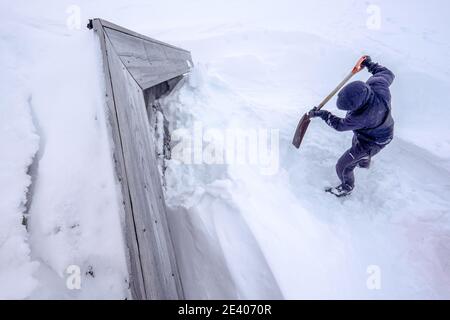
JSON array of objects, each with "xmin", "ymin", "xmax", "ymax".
[
  {"xmin": 363, "ymin": 57, "xmax": 395, "ymax": 87},
  {"xmin": 309, "ymin": 109, "xmax": 365, "ymax": 132}
]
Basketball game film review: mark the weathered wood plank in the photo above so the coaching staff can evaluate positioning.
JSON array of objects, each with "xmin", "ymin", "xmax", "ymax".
[
  {"xmin": 104, "ymin": 27, "xmax": 149, "ymax": 62},
  {"xmin": 138, "ymin": 71, "xmax": 189, "ymax": 91},
  {"xmin": 107, "ymin": 38, "xmax": 181, "ymax": 299},
  {"xmin": 92, "ymin": 19, "xmax": 146, "ymax": 300},
  {"xmin": 103, "ymin": 22, "xmax": 192, "ymax": 90},
  {"xmin": 93, "ymin": 18, "xmax": 188, "ymax": 300},
  {"xmin": 143, "ymin": 41, "xmax": 169, "ymax": 61},
  {"xmin": 99, "ymin": 19, "xmax": 190, "ymax": 53}
]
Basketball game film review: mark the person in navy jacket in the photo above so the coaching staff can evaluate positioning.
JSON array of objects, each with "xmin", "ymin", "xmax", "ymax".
[{"xmin": 309, "ymin": 56, "xmax": 395, "ymax": 197}]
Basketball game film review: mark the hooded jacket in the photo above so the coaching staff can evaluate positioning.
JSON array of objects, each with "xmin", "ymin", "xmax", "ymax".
[{"xmin": 324, "ymin": 63, "xmax": 395, "ymax": 145}]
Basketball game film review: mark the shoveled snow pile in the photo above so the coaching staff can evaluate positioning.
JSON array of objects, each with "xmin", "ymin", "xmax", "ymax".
[{"xmin": 1, "ymin": 0, "xmax": 449, "ymax": 299}]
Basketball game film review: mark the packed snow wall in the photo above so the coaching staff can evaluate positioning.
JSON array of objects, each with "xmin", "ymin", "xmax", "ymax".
[{"xmin": 90, "ymin": 18, "xmax": 192, "ymax": 299}]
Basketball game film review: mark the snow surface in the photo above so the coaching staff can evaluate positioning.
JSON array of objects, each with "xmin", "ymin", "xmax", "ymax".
[
  {"xmin": 157, "ymin": 0, "xmax": 450, "ymax": 299},
  {"xmin": 1, "ymin": 0, "xmax": 450, "ymax": 299},
  {"xmin": 1, "ymin": 0, "xmax": 128, "ymax": 299}
]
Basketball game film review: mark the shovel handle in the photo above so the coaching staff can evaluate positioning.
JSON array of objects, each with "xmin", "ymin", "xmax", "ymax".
[
  {"xmin": 293, "ymin": 56, "xmax": 368, "ymax": 149},
  {"xmin": 316, "ymin": 71, "xmax": 353, "ymax": 110},
  {"xmin": 352, "ymin": 55, "xmax": 368, "ymax": 74},
  {"xmin": 316, "ymin": 56, "xmax": 368, "ymax": 110}
]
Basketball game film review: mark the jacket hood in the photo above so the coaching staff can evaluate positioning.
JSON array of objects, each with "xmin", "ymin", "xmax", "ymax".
[{"xmin": 337, "ymin": 81, "xmax": 372, "ymax": 111}]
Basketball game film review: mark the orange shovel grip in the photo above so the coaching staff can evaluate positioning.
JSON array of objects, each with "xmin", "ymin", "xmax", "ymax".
[{"xmin": 352, "ymin": 56, "xmax": 368, "ymax": 74}]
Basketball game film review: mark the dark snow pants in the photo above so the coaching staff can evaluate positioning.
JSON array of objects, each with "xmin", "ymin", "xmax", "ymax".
[{"xmin": 336, "ymin": 135, "xmax": 385, "ymax": 189}]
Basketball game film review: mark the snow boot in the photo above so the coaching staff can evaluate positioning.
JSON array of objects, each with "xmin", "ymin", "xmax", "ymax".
[{"xmin": 325, "ymin": 184, "xmax": 353, "ymax": 197}]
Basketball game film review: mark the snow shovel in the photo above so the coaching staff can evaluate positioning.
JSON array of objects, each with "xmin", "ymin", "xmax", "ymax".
[{"xmin": 292, "ymin": 56, "xmax": 368, "ymax": 149}]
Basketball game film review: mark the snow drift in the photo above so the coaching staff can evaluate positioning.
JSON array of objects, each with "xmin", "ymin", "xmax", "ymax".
[{"xmin": 1, "ymin": 0, "xmax": 449, "ymax": 299}]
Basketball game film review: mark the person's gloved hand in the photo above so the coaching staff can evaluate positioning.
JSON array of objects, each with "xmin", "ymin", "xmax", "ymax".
[
  {"xmin": 361, "ymin": 55, "xmax": 373, "ymax": 68},
  {"xmin": 308, "ymin": 107, "xmax": 330, "ymax": 120}
]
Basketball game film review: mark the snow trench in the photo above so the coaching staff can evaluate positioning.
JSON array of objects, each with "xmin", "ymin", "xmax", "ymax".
[{"xmin": 159, "ymin": 49, "xmax": 450, "ymax": 299}]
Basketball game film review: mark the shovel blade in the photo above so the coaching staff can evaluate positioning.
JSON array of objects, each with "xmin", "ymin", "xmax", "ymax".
[{"xmin": 292, "ymin": 113, "xmax": 311, "ymax": 149}]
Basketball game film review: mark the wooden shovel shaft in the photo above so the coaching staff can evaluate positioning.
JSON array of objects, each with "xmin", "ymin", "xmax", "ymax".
[
  {"xmin": 316, "ymin": 71, "xmax": 354, "ymax": 110},
  {"xmin": 292, "ymin": 56, "xmax": 367, "ymax": 149},
  {"xmin": 292, "ymin": 71, "xmax": 354, "ymax": 148},
  {"xmin": 316, "ymin": 56, "xmax": 367, "ymax": 110},
  {"xmin": 291, "ymin": 71, "xmax": 351, "ymax": 149}
]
